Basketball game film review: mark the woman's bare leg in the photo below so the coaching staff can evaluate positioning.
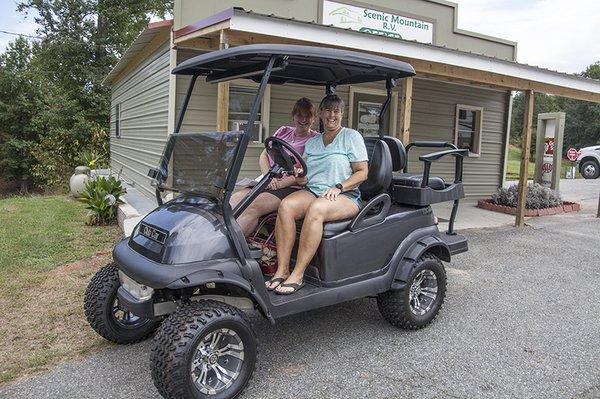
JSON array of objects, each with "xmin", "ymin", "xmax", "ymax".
[
  {"xmin": 276, "ymin": 196, "xmax": 359, "ymax": 293},
  {"xmin": 230, "ymin": 189, "xmax": 282, "ymax": 236},
  {"xmin": 268, "ymin": 191, "xmax": 315, "ymax": 289}
]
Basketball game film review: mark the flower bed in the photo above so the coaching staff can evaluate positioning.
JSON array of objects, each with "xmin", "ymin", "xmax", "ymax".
[{"xmin": 477, "ymin": 199, "xmax": 581, "ymax": 216}]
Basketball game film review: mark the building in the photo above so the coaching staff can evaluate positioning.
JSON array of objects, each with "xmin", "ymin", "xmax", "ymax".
[{"xmin": 103, "ymin": 0, "xmax": 600, "ymax": 200}]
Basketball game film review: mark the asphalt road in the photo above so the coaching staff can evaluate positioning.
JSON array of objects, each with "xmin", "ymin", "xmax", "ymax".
[{"xmin": 1, "ymin": 213, "xmax": 599, "ymax": 399}]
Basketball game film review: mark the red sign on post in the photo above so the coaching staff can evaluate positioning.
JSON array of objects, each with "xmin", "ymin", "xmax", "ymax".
[{"xmin": 567, "ymin": 148, "xmax": 578, "ymax": 162}]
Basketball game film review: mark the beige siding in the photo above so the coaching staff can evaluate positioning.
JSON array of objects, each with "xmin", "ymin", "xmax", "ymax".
[
  {"xmin": 110, "ymin": 42, "xmax": 170, "ymax": 198},
  {"xmin": 410, "ymin": 78, "xmax": 509, "ymax": 197}
]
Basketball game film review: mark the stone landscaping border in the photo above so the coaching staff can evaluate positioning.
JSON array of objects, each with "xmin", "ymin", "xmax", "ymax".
[{"xmin": 477, "ymin": 199, "xmax": 581, "ymax": 217}]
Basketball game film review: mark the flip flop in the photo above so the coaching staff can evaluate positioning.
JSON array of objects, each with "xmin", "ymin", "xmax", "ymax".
[
  {"xmin": 274, "ymin": 281, "xmax": 305, "ymax": 295},
  {"xmin": 265, "ymin": 277, "xmax": 287, "ymax": 291}
]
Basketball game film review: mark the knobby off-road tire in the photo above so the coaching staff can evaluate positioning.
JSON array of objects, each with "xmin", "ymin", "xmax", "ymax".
[
  {"xmin": 580, "ymin": 160, "xmax": 600, "ymax": 179},
  {"xmin": 151, "ymin": 300, "xmax": 257, "ymax": 399},
  {"xmin": 377, "ymin": 253, "xmax": 447, "ymax": 329},
  {"xmin": 84, "ymin": 262, "xmax": 159, "ymax": 343}
]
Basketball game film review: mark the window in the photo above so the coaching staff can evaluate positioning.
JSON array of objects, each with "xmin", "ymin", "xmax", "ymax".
[
  {"xmin": 454, "ymin": 104, "xmax": 483, "ymax": 156},
  {"xmin": 228, "ymin": 86, "xmax": 262, "ymax": 142},
  {"xmin": 114, "ymin": 103, "xmax": 121, "ymax": 138}
]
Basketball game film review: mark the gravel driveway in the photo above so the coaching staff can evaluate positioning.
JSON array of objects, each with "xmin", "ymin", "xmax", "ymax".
[{"xmin": 1, "ymin": 214, "xmax": 599, "ymax": 399}]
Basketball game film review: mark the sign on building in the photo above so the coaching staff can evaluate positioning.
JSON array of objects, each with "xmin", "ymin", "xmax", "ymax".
[{"xmin": 322, "ymin": 0, "xmax": 434, "ymax": 44}]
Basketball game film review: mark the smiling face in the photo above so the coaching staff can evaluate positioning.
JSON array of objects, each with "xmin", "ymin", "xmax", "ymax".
[
  {"xmin": 320, "ymin": 105, "xmax": 343, "ymax": 133},
  {"xmin": 293, "ymin": 111, "xmax": 315, "ymax": 136}
]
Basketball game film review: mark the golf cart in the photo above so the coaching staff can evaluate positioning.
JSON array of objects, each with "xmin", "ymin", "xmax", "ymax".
[{"xmin": 84, "ymin": 44, "xmax": 468, "ymax": 399}]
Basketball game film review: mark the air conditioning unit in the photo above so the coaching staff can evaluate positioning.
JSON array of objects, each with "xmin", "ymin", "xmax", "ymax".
[{"xmin": 230, "ymin": 120, "xmax": 263, "ymax": 142}]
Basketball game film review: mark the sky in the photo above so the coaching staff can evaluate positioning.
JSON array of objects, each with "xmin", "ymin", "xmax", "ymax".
[{"xmin": 0, "ymin": 0, "xmax": 599, "ymax": 74}]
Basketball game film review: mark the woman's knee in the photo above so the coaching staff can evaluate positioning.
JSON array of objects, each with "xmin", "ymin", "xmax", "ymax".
[{"xmin": 305, "ymin": 200, "xmax": 328, "ymax": 222}]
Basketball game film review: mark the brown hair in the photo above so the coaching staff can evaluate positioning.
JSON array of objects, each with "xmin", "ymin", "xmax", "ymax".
[
  {"xmin": 319, "ymin": 94, "xmax": 344, "ymax": 112},
  {"xmin": 292, "ymin": 97, "xmax": 316, "ymax": 118}
]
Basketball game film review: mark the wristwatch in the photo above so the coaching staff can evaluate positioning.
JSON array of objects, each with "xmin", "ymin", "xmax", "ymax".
[{"xmin": 335, "ymin": 183, "xmax": 344, "ymax": 193}]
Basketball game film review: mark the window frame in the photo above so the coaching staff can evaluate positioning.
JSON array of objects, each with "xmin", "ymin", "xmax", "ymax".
[
  {"xmin": 454, "ymin": 104, "xmax": 483, "ymax": 157},
  {"xmin": 115, "ymin": 103, "xmax": 122, "ymax": 138},
  {"xmin": 227, "ymin": 81, "xmax": 271, "ymax": 145}
]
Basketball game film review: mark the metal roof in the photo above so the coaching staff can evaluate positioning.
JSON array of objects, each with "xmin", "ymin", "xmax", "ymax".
[
  {"xmin": 103, "ymin": 20, "xmax": 172, "ymax": 86},
  {"xmin": 171, "ymin": 43, "xmax": 416, "ymax": 86}
]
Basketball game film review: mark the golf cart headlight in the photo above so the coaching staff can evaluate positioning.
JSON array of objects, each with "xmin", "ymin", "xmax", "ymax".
[{"xmin": 118, "ymin": 270, "xmax": 154, "ymax": 301}]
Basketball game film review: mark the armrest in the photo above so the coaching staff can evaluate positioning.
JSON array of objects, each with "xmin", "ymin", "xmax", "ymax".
[
  {"xmin": 349, "ymin": 193, "xmax": 391, "ymax": 232},
  {"xmin": 404, "ymin": 141, "xmax": 458, "ymax": 173},
  {"xmin": 418, "ymin": 149, "xmax": 469, "ymax": 187},
  {"xmin": 419, "ymin": 148, "xmax": 469, "ymax": 162}
]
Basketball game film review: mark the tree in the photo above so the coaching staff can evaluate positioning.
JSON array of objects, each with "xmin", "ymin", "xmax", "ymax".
[
  {"xmin": 0, "ymin": 37, "xmax": 41, "ymax": 193},
  {"xmin": 6, "ymin": 0, "xmax": 173, "ymax": 187}
]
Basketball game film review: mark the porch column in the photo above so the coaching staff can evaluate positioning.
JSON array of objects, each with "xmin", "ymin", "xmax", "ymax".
[
  {"xmin": 515, "ymin": 89, "xmax": 534, "ymax": 227},
  {"xmin": 216, "ymin": 30, "xmax": 230, "ymax": 131},
  {"xmin": 399, "ymin": 77, "xmax": 413, "ymax": 144}
]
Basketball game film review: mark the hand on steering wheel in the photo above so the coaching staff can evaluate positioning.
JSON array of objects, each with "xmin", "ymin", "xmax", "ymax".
[{"xmin": 264, "ymin": 137, "xmax": 308, "ymax": 178}]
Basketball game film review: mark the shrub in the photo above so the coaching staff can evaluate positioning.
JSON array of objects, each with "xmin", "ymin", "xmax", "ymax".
[
  {"xmin": 491, "ymin": 183, "xmax": 562, "ymax": 209},
  {"xmin": 79, "ymin": 176, "xmax": 126, "ymax": 225}
]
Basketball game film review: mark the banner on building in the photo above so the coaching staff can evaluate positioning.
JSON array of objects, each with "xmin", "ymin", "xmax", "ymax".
[{"xmin": 322, "ymin": 0, "xmax": 434, "ymax": 44}]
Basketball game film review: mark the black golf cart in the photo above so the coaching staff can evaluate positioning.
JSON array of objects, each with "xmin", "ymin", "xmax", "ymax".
[{"xmin": 84, "ymin": 44, "xmax": 468, "ymax": 399}]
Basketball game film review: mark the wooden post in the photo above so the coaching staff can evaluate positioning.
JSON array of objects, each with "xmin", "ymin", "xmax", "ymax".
[
  {"xmin": 515, "ymin": 90, "xmax": 535, "ymax": 227},
  {"xmin": 216, "ymin": 30, "xmax": 230, "ymax": 131},
  {"xmin": 399, "ymin": 77, "xmax": 413, "ymax": 144}
]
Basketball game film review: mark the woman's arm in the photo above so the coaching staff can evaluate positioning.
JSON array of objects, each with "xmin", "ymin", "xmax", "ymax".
[
  {"xmin": 321, "ymin": 161, "xmax": 368, "ymax": 200},
  {"xmin": 258, "ymin": 149, "xmax": 270, "ymax": 175}
]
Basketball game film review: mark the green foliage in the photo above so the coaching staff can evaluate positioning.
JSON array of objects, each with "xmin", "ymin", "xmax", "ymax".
[
  {"xmin": 511, "ymin": 61, "xmax": 600, "ymax": 153},
  {"xmin": 492, "ymin": 183, "xmax": 562, "ymax": 209},
  {"xmin": 0, "ymin": 38, "xmax": 42, "ymax": 193},
  {"xmin": 0, "ymin": 0, "xmax": 173, "ymax": 192},
  {"xmin": 79, "ymin": 176, "xmax": 126, "ymax": 225}
]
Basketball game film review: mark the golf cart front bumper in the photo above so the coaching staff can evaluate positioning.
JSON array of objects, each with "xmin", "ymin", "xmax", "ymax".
[{"xmin": 117, "ymin": 286, "xmax": 155, "ymax": 319}]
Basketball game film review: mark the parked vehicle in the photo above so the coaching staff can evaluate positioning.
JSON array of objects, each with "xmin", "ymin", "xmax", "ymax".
[
  {"xmin": 576, "ymin": 145, "xmax": 600, "ymax": 179},
  {"xmin": 84, "ymin": 44, "xmax": 469, "ymax": 399}
]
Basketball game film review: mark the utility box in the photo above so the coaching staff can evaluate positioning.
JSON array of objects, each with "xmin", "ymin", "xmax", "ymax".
[{"xmin": 534, "ymin": 112, "xmax": 565, "ymax": 190}]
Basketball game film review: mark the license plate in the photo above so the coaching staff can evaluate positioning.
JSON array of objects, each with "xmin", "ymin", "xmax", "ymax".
[{"xmin": 139, "ymin": 223, "xmax": 167, "ymax": 244}]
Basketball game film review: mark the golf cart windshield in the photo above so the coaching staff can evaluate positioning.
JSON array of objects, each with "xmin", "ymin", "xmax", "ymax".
[{"xmin": 154, "ymin": 132, "xmax": 242, "ymax": 199}]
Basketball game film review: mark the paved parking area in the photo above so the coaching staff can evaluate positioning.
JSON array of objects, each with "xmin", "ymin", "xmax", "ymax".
[{"xmin": 1, "ymin": 215, "xmax": 599, "ymax": 399}]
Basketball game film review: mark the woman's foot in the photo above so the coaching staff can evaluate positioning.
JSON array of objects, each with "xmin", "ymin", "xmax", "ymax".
[
  {"xmin": 274, "ymin": 276, "xmax": 304, "ymax": 295},
  {"xmin": 265, "ymin": 274, "xmax": 289, "ymax": 291}
]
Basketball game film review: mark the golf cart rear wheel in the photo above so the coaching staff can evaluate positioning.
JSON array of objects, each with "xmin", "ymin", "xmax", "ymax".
[
  {"xmin": 377, "ymin": 253, "xmax": 446, "ymax": 329},
  {"xmin": 150, "ymin": 300, "xmax": 257, "ymax": 399},
  {"xmin": 84, "ymin": 262, "xmax": 159, "ymax": 344}
]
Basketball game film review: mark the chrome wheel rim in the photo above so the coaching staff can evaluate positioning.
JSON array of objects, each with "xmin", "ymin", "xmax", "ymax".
[
  {"xmin": 191, "ymin": 328, "xmax": 245, "ymax": 395},
  {"xmin": 584, "ymin": 164, "xmax": 596, "ymax": 177},
  {"xmin": 112, "ymin": 298, "xmax": 141, "ymax": 326},
  {"xmin": 409, "ymin": 270, "xmax": 438, "ymax": 316}
]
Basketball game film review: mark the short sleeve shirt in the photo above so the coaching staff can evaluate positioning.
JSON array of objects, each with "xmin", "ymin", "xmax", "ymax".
[
  {"xmin": 267, "ymin": 126, "xmax": 318, "ymax": 167},
  {"xmin": 303, "ymin": 127, "xmax": 368, "ymax": 198}
]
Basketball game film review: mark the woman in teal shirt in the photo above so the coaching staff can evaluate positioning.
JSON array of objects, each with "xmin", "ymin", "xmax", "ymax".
[{"xmin": 266, "ymin": 94, "xmax": 369, "ymax": 295}]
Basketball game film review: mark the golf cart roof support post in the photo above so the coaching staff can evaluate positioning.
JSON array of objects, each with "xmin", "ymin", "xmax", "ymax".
[
  {"xmin": 174, "ymin": 74, "xmax": 198, "ymax": 134},
  {"xmin": 378, "ymin": 78, "xmax": 396, "ymax": 138},
  {"xmin": 326, "ymin": 84, "xmax": 336, "ymax": 95},
  {"xmin": 221, "ymin": 56, "xmax": 279, "ymax": 267}
]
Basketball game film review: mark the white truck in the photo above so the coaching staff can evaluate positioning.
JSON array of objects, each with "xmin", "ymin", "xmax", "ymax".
[{"xmin": 577, "ymin": 145, "xmax": 600, "ymax": 179}]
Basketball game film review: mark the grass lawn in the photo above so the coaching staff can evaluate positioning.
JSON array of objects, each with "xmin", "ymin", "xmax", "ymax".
[
  {"xmin": 505, "ymin": 146, "xmax": 580, "ymax": 182},
  {"xmin": 0, "ymin": 196, "xmax": 122, "ymax": 386}
]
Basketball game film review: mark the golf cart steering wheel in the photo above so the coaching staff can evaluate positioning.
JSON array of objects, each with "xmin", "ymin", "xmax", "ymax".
[{"xmin": 264, "ymin": 137, "xmax": 307, "ymax": 178}]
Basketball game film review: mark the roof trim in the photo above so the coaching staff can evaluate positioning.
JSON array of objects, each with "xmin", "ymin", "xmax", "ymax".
[
  {"xmin": 103, "ymin": 19, "xmax": 173, "ymax": 86},
  {"xmin": 217, "ymin": 9, "xmax": 599, "ymax": 100}
]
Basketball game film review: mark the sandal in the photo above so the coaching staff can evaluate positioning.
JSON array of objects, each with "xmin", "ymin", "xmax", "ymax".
[
  {"xmin": 274, "ymin": 281, "xmax": 305, "ymax": 295},
  {"xmin": 265, "ymin": 277, "xmax": 287, "ymax": 291}
]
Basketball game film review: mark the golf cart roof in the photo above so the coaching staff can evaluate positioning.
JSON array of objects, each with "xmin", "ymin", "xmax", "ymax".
[{"xmin": 172, "ymin": 44, "xmax": 415, "ymax": 86}]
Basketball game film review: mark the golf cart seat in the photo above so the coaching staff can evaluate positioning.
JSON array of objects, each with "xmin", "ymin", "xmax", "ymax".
[
  {"xmin": 322, "ymin": 137, "xmax": 392, "ymax": 237},
  {"xmin": 381, "ymin": 136, "xmax": 468, "ymax": 206}
]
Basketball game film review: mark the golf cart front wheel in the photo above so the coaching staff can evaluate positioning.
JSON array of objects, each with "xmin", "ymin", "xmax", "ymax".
[
  {"xmin": 84, "ymin": 262, "xmax": 159, "ymax": 343},
  {"xmin": 150, "ymin": 300, "xmax": 257, "ymax": 399},
  {"xmin": 377, "ymin": 253, "xmax": 447, "ymax": 329}
]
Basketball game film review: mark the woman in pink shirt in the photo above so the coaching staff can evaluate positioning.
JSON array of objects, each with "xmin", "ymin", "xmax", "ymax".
[{"xmin": 230, "ymin": 97, "xmax": 318, "ymax": 236}]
